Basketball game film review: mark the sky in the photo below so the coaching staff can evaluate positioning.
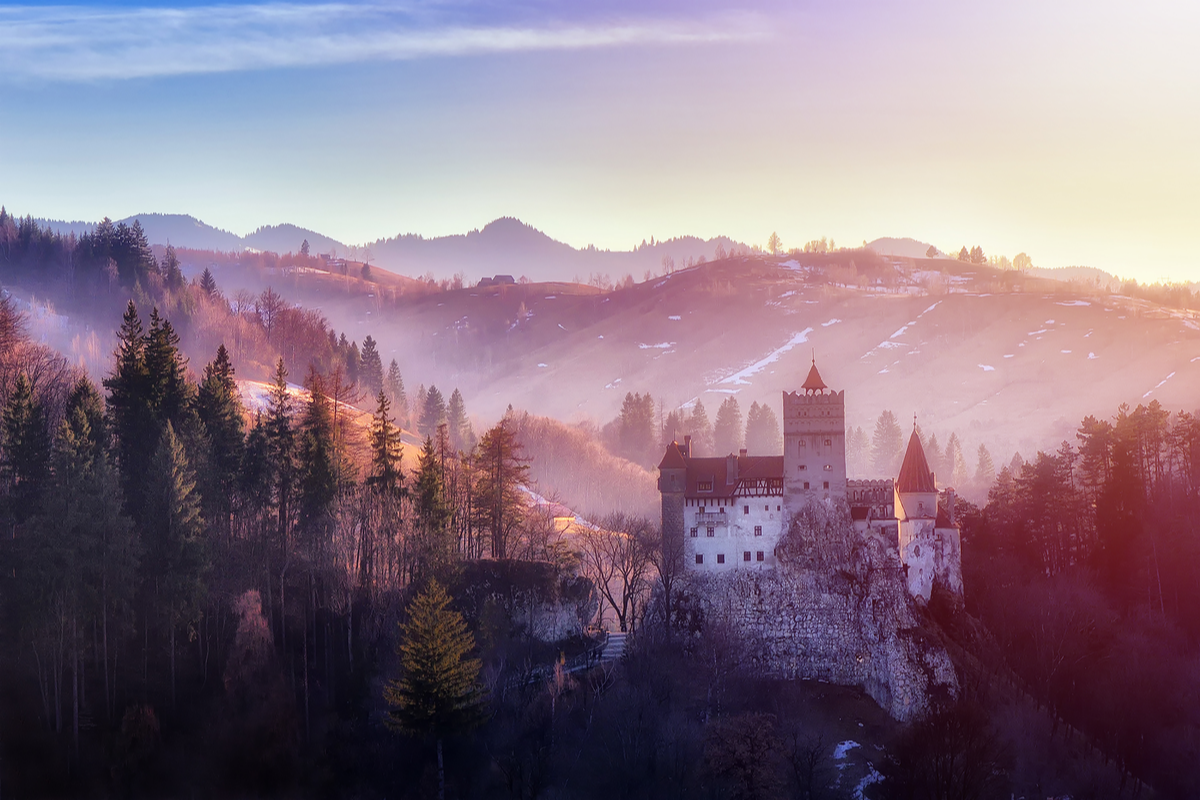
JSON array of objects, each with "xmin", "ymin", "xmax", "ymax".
[{"xmin": 2, "ymin": 0, "xmax": 1198, "ymax": 281}]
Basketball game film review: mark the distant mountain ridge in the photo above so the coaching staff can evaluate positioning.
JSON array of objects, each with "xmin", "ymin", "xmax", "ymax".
[{"xmin": 34, "ymin": 211, "xmax": 744, "ymax": 283}]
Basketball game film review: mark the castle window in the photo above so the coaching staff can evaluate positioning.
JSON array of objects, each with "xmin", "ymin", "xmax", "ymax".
[
  {"xmin": 803, "ymin": 481, "xmax": 810, "ymax": 490},
  {"xmin": 777, "ymin": 505, "xmax": 781, "ymax": 511},
  {"xmin": 743, "ymin": 505, "xmax": 749, "ymax": 515},
  {"xmin": 754, "ymin": 525, "xmax": 762, "ymax": 536},
  {"xmin": 824, "ymin": 464, "xmax": 832, "ymax": 471},
  {"xmin": 699, "ymin": 506, "xmax": 704, "ymax": 514},
  {"xmin": 823, "ymin": 481, "xmax": 830, "ymax": 490},
  {"xmin": 798, "ymin": 440, "xmax": 806, "ymax": 448},
  {"xmin": 690, "ymin": 527, "xmax": 697, "ymax": 538},
  {"xmin": 717, "ymin": 554, "xmax": 725, "ymax": 564},
  {"xmin": 695, "ymin": 554, "xmax": 703, "ymax": 565},
  {"xmin": 764, "ymin": 505, "xmax": 769, "ymax": 511},
  {"xmin": 698, "ymin": 481, "xmax": 713, "ymax": 492},
  {"xmin": 707, "ymin": 526, "xmax": 715, "ymax": 537},
  {"xmin": 743, "ymin": 551, "xmax": 751, "ymax": 562},
  {"xmin": 757, "ymin": 551, "xmax": 764, "ymax": 561},
  {"xmin": 799, "ymin": 465, "xmax": 807, "ymax": 471}
]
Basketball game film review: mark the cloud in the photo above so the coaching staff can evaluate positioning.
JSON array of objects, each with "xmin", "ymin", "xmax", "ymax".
[{"xmin": 0, "ymin": 3, "xmax": 766, "ymax": 81}]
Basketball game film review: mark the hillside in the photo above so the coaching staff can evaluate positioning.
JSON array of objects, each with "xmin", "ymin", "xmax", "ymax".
[{"xmin": 237, "ymin": 251, "xmax": 1200, "ymax": 492}]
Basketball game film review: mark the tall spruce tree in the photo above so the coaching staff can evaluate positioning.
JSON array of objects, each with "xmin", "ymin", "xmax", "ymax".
[
  {"xmin": 384, "ymin": 580, "xmax": 485, "ymax": 800},
  {"xmin": 367, "ymin": 390, "xmax": 403, "ymax": 496},
  {"xmin": 446, "ymin": 389, "xmax": 471, "ymax": 452},
  {"xmin": 420, "ymin": 386, "xmax": 447, "ymax": 439},
  {"xmin": 359, "ymin": 335, "xmax": 384, "ymax": 395},
  {"xmin": 105, "ymin": 301, "xmax": 154, "ymax": 522},
  {"xmin": 2, "ymin": 372, "xmax": 51, "ymax": 525},
  {"xmin": 413, "ymin": 437, "xmax": 455, "ymax": 581},
  {"xmin": 474, "ymin": 416, "xmax": 529, "ymax": 560},
  {"xmin": 385, "ymin": 359, "xmax": 406, "ymax": 424},
  {"xmin": 687, "ymin": 400, "xmax": 714, "ymax": 456},
  {"xmin": 296, "ymin": 370, "xmax": 338, "ymax": 550},
  {"xmin": 265, "ymin": 358, "xmax": 296, "ymax": 550},
  {"xmin": 144, "ymin": 308, "xmax": 193, "ymax": 431},
  {"xmin": 713, "ymin": 397, "xmax": 743, "ymax": 456},
  {"xmin": 872, "ymin": 410, "xmax": 904, "ymax": 476},
  {"xmin": 199, "ymin": 267, "xmax": 218, "ymax": 298},
  {"xmin": 744, "ymin": 401, "xmax": 781, "ymax": 455},
  {"xmin": 194, "ymin": 344, "xmax": 245, "ymax": 540},
  {"xmin": 617, "ymin": 392, "xmax": 655, "ymax": 466}
]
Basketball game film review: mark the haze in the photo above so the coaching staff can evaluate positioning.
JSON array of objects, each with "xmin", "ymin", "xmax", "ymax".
[{"xmin": 3, "ymin": 0, "xmax": 1199, "ymax": 281}]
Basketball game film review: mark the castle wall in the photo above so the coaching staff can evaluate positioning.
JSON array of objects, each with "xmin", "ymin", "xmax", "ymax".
[
  {"xmin": 684, "ymin": 496, "xmax": 784, "ymax": 570},
  {"xmin": 783, "ymin": 390, "xmax": 847, "ymax": 515},
  {"xmin": 686, "ymin": 534, "xmax": 957, "ymax": 722}
]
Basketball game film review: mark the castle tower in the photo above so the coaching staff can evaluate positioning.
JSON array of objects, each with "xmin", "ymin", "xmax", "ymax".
[
  {"xmin": 895, "ymin": 425, "xmax": 943, "ymax": 601},
  {"xmin": 657, "ymin": 438, "xmax": 688, "ymax": 567},
  {"xmin": 783, "ymin": 359, "xmax": 847, "ymax": 516}
]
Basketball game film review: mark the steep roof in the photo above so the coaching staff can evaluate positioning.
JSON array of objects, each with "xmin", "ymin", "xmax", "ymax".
[
  {"xmin": 935, "ymin": 505, "xmax": 956, "ymax": 529},
  {"xmin": 673, "ymin": 455, "xmax": 785, "ymax": 499},
  {"xmin": 802, "ymin": 359, "xmax": 827, "ymax": 392},
  {"xmin": 896, "ymin": 429, "xmax": 937, "ymax": 493},
  {"xmin": 658, "ymin": 441, "xmax": 687, "ymax": 470}
]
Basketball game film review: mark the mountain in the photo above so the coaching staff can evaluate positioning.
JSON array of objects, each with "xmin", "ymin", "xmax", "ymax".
[{"xmin": 35, "ymin": 211, "xmax": 742, "ymax": 283}]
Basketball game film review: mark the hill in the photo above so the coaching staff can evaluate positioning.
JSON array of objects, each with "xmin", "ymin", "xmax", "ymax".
[{"xmin": 867, "ymin": 236, "xmax": 940, "ymax": 258}]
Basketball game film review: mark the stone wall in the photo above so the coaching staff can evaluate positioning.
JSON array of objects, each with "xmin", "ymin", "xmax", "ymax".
[{"xmin": 685, "ymin": 531, "xmax": 957, "ymax": 722}]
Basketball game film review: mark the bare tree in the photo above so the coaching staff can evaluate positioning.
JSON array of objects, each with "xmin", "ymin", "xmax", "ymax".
[{"xmin": 578, "ymin": 513, "xmax": 654, "ymax": 632}]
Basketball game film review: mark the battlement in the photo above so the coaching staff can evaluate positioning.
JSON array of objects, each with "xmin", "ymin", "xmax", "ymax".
[{"xmin": 783, "ymin": 390, "xmax": 845, "ymax": 408}]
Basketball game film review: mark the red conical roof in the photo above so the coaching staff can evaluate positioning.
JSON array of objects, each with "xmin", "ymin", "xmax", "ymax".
[
  {"xmin": 897, "ymin": 428, "xmax": 936, "ymax": 493},
  {"xmin": 658, "ymin": 440, "xmax": 687, "ymax": 470},
  {"xmin": 802, "ymin": 359, "xmax": 827, "ymax": 393}
]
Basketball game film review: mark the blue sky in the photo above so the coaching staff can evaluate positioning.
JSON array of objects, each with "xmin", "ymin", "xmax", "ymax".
[{"xmin": 2, "ymin": 0, "xmax": 1198, "ymax": 280}]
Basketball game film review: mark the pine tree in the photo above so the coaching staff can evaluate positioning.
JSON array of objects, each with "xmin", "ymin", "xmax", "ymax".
[
  {"xmin": 945, "ymin": 433, "xmax": 968, "ymax": 488},
  {"xmin": 420, "ymin": 386, "xmax": 447, "ymax": 439},
  {"xmin": 65, "ymin": 377, "xmax": 108, "ymax": 462},
  {"xmin": 744, "ymin": 401, "xmax": 781, "ymax": 455},
  {"xmin": 446, "ymin": 389, "xmax": 471, "ymax": 452},
  {"xmin": 195, "ymin": 344, "xmax": 245, "ymax": 540},
  {"xmin": 975, "ymin": 444, "xmax": 996, "ymax": 489},
  {"xmin": 359, "ymin": 335, "xmax": 384, "ymax": 395},
  {"xmin": 145, "ymin": 422, "xmax": 208, "ymax": 707},
  {"xmin": 2, "ymin": 372, "xmax": 51, "ymax": 525},
  {"xmin": 474, "ymin": 417, "xmax": 529, "ymax": 560},
  {"xmin": 384, "ymin": 581, "xmax": 485, "ymax": 800},
  {"xmin": 413, "ymin": 437, "xmax": 455, "ymax": 580},
  {"xmin": 714, "ymin": 397, "xmax": 743, "ymax": 456},
  {"xmin": 265, "ymin": 358, "xmax": 295, "ymax": 547},
  {"xmin": 872, "ymin": 410, "xmax": 904, "ymax": 476},
  {"xmin": 160, "ymin": 245, "xmax": 185, "ymax": 291},
  {"xmin": 199, "ymin": 267, "xmax": 218, "ymax": 298},
  {"xmin": 296, "ymin": 370, "xmax": 338, "ymax": 548},
  {"xmin": 105, "ymin": 301, "xmax": 154, "ymax": 521},
  {"xmin": 616, "ymin": 392, "xmax": 655, "ymax": 466},
  {"xmin": 367, "ymin": 390, "xmax": 403, "ymax": 496},
  {"xmin": 144, "ymin": 308, "xmax": 193, "ymax": 431},
  {"xmin": 687, "ymin": 400, "xmax": 714, "ymax": 456},
  {"xmin": 385, "ymin": 359, "xmax": 406, "ymax": 424}
]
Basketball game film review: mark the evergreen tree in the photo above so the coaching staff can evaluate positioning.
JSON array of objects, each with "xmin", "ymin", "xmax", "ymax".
[
  {"xmin": 926, "ymin": 433, "xmax": 944, "ymax": 479},
  {"xmin": 847, "ymin": 425, "xmax": 870, "ymax": 476},
  {"xmin": 2, "ymin": 372, "xmax": 51, "ymax": 525},
  {"xmin": 975, "ymin": 444, "xmax": 996, "ymax": 489},
  {"xmin": 420, "ymin": 386, "xmax": 447, "ymax": 439},
  {"xmin": 714, "ymin": 397, "xmax": 743, "ymax": 456},
  {"xmin": 65, "ymin": 376, "xmax": 108, "ymax": 463},
  {"xmin": 446, "ymin": 388, "xmax": 471, "ymax": 452},
  {"xmin": 687, "ymin": 400, "xmax": 714, "ymax": 456},
  {"xmin": 944, "ymin": 433, "xmax": 967, "ymax": 487},
  {"xmin": 385, "ymin": 359, "xmax": 406, "ymax": 424},
  {"xmin": 617, "ymin": 392, "xmax": 655, "ymax": 466},
  {"xmin": 160, "ymin": 245, "xmax": 185, "ymax": 291},
  {"xmin": 474, "ymin": 417, "xmax": 529, "ymax": 560},
  {"xmin": 265, "ymin": 358, "xmax": 296, "ymax": 547},
  {"xmin": 144, "ymin": 308, "xmax": 193, "ymax": 431},
  {"xmin": 367, "ymin": 390, "xmax": 403, "ymax": 496},
  {"xmin": 384, "ymin": 580, "xmax": 485, "ymax": 800},
  {"xmin": 744, "ymin": 401, "xmax": 781, "ymax": 455},
  {"xmin": 359, "ymin": 335, "xmax": 384, "ymax": 395},
  {"xmin": 296, "ymin": 370, "xmax": 338, "ymax": 548},
  {"xmin": 413, "ymin": 437, "xmax": 455, "ymax": 581},
  {"xmin": 199, "ymin": 267, "xmax": 218, "ymax": 298},
  {"xmin": 194, "ymin": 344, "xmax": 245, "ymax": 539},
  {"xmin": 144, "ymin": 422, "xmax": 208, "ymax": 706},
  {"xmin": 347, "ymin": 341, "xmax": 360, "ymax": 387},
  {"xmin": 105, "ymin": 301, "xmax": 154, "ymax": 521},
  {"xmin": 871, "ymin": 410, "xmax": 904, "ymax": 476}
]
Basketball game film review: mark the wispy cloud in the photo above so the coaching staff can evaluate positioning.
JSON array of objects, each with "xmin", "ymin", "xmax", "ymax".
[{"xmin": 0, "ymin": 3, "xmax": 766, "ymax": 81}]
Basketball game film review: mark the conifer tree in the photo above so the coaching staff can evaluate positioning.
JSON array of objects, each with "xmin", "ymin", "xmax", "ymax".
[
  {"xmin": 195, "ymin": 344, "xmax": 245, "ymax": 540},
  {"xmin": 199, "ymin": 267, "xmax": 218, "ymax": 298},
  {"xmin": 105, "ymin": 301, "xmax": 154, "ymax": 521},
  {"xmin": 358, "ymin": 335, "xmax": 384, "ymax": 395},
  {"xmin": 872, "ymin": 410, "xmax": 904, "ymax": 476},
  {"xmin": 384, "ymin": 580, "xmax": 485, "ymax": 800},
  {"xmin": 617, "ymin": 392, "xmax": 655, "ymax": 466},
  {"xmin": 687, "ymin": 399, "xmax": 714, "ymax": 456},
  {"xmin": 2, "ymin": 372, "xmax": 51, "ymax": 525},
  {"xmin": 446, "ymin": 388, "xmax": 471, "ymax": 452},
  {"xmin": 420, "ymin": 386, "xmax": 447, "ymax": 439},
  {"xmin": 144, "ymin": 422, "xmax": 208, "ymax": 707},
  {"xmin": 975, "ymin": 444, "xmax": 996, "ymax": 489},
  {"xmin": 713, "ymin": 397, "xmax": 743, "ymax": 456},
  {"xmin": 385, "ymin": 359, "xmax": 406, "ymax": 424},
  {"xmin": 296, "ymin": 370, "xmax": 338, "ymax": 548},
  {"xmin": 265, "ymin": 358, "xmax": 296, "ymax": 548},
  {"xmin": 367, "ymin": 390, "xmax": 403, "ymax": 496},
  {"xmin": 744, "ymin": 401, "xmax": 781, "ymax": 455},
  {"xmin": 413, "ymin": 437, "xmax": 455, "ymax": 580},
  {"xmin": 474, "ymin": 417, "xmax": 529, "ymax": 560},
  {"xmin": 66, "ymin": 377, "xmax": 108, "ymax": 462},
  {"xmin": 144, "ymin": 308, "xmax": 193, "ymax": 430},
  {"xmin": 160, "ymin": 245, "xmax": 185, "ymax": 291}
]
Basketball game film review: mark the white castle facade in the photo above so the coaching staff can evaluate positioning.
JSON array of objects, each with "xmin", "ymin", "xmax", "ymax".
[{"xmin": 658, "ymin": 360, "xmax": 963, "ymax": 603}]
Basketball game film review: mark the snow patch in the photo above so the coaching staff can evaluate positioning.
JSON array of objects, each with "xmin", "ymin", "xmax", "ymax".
[
  {"xmin": 668, "ymin": 315, "xmax": 682, "ymax": 321},
  {"xmin": 1057, "ymin": 300, "xmax": 1091, "ymax": 306},
  {"xmin": 639, "ymin": 342, "xmax": 675, "ymax": 350},
  {"xmin": 1003, "ymin": 354, "xmax": 1014, "ymax": 358},
  {"xmin": 1144, "ymin": 371, "xmax": 1177, "ymax": 398},
  {"xmin": 558, "ymin": 323, "xmax": 567, "ymax": 330},
  {"xmin": 544, "ymin": 295, "xmax": 557, "ymax": 299},
  {"xmin": 833, "ymin": 741, "xmax": 860, "ymax": 762},
  {"xmin": 822, "ymin": 318, "xmax": 842, "ymax": 327},
  {"xmin": 1061, "ymin": 350, "xmax": 1072, "ymax": 354},
  {"xmin": 597, "ymin": 335, "xmax": 604, "ymax": 339},
  {"xmin": 1089, "ymin": 352, "xmax": 1097, "ymax": 359},
  {"xmin": 716, "ymin": 328, "xmax": 814, "ymax": 386},
  {"xmin": 537, "ymin": 363, "xmax": 548, "ymax": 368},
  {"xmin": 1028, "ymin": 329, "xmax": 1048, "ymax": 335},
  {"xmin": 604, "ymin": 378, "xmax": 622, "ymax": 389},
  {"xmin": 1045, "ymin": 319, "xmax": 1056, "ymax": 324},
  {"xmin": 921, "ymin": 301, "xmax": 941, "ymax": 315},
  {"xmin": 978, "ymin": 364, "xmax": 995, "ymax": 372}
]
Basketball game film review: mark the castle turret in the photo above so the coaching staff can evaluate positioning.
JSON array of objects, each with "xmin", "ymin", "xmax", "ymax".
[
  {"xmin": 894, "ymin": 425, "xmax": 961, "ymax": 602},
  {"xmin": 658, "ymin": 440, "xmax": 688, "ymax": 565},
  {"xmin": 895, "ymin": 427, "xmax": 937, "ymax": 521},
  {"xmin": 783, "ymin": 358, "xmax": 846, "ymax": 515}
]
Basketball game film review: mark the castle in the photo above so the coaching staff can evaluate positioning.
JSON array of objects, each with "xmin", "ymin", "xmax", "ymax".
[
  {"xmin": 655, "ymin": 360, "xmax": 964, "ymax": 721},
  {"xmin": 658, "ymin": 358, "xmax": 962, "ymax": 603}
]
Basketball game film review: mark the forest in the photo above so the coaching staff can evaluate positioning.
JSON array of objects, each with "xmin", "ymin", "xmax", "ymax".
[{"xmin": 4, "ymin": 206, "xmax": 1200, "ymax": 798}]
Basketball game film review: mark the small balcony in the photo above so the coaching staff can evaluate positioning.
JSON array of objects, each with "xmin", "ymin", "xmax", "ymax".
[{"xmin": 694, "ymin": 512, "xmax": 729, "ymax": 525}]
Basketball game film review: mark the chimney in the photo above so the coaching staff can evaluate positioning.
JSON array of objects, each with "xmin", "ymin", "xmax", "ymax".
[
  {"xmin": 739, "ymin": 448, "xmax": 747, "ymax": 458},
  {"xmin": 683, "ymin": 435, "xmax": 692, "ymax": 458},
  {"xmin": 726, "ymin": 453, "xmax": 738, "ymax": 485}
]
